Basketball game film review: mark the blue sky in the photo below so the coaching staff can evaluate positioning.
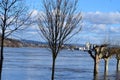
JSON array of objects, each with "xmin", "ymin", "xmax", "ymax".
[
  {"xmin": 13, "ymin": 0, "xmax": 120, "ymax": 45},
  {"xmin": 78, "ymin": 0, "xmax": 120, "ymax": 12}
]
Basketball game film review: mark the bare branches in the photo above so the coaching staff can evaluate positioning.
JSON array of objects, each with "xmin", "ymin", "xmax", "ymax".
[
  {"xmin": 88, "ymin": 50, "xmax": 95, "ymax": 59},
  {"xmin": 0, "ymin": 0, "xmax": 32, "ymax": 38},
  {"xmin": 38, "ymin": 0, "xmax": 82, "ymax": 56}
]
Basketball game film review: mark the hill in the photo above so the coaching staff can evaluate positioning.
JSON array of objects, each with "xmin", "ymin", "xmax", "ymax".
[
  {"xmin": 0, "ymin": 37, "xmax": 85, "ymax": 48},
  {"xmin": 0, "ymin": 37, "xmax": 47, "ymax": 47}
]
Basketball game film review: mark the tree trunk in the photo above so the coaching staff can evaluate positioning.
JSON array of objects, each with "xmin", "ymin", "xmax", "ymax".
[
  {"xmin": 93, "ymin": 73, "xmax": 98, "ymax": 80},
  {"xmin": 104, "ymin": 58, "xmax": 109, "ymax": 76},
  {"xmin": 0, "ymin": 33, "xmax": 4, "ymax": 80},
  {"xmin": 0, "ymin": 59, "xmax": 3, "ymax": 80},
  {"xmin": 117, "ymin": 59, "xmax": 120, "ymax": 72},
  {"xmin": 51, "ymin": 57, "xmax": 56, "ymax": 80},
  {"xmin": 94, "ymin": 55, "xmax": 99, "ymax": 76},
  {"xmin": 104, "ymin": 73, "xmax": 108, "ymax": 80}
]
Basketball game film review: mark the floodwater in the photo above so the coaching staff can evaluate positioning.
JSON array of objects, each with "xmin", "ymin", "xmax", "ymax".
[{"xmin": 2, "ymin": 47, "xmax": 120, "ymax": 80}]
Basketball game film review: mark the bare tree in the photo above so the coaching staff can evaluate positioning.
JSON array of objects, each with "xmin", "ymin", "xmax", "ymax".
[
  {"xmin": 87, "ymin": 44, "xmax": 109, "ymax": 76},
  {"xmin": 116, "ymin": 53, "xmax": 120, "ymax": 71},
  {"xmin": 0, "ymin": 0, "xmax": 32, "ymax": 79},
  {"xmin": 112, "ymin": 48, "xmax": 120, "ymax": 72},
  {"xmin": 87, "ymin": 45, "xmax": 101, "ymax": 76},
  {"xmin": 37, "ymin": 0, "xmax": 82, "ymax": 80},
  {"xmin": 102, "ymin": 47, "xmax": 120, "ymax": 74},
  {"xmin": 100, "ymin": 46, "xmax": 111, "ymax": 76}
]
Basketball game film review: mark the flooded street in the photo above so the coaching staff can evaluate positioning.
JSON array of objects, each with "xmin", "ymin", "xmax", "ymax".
[{"xmin": 2, "ymin": 47, "xmax": 120, "ymax": 80}]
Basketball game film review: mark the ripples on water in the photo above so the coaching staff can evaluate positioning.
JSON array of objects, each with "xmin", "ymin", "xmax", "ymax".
[{"xmin": 2, "ymin": 47, "xmax": 120, "ymax": 80}]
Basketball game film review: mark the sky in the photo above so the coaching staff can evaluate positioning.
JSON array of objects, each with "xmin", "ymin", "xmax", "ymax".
[{"xmin": 13, "ymin": 0, "xmax": 120, "ymax": 45}]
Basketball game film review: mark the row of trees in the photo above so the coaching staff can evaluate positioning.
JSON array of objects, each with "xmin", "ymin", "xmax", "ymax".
[
  {"xmin": 87, "ymin": 43, "xmax": 120, "ymax": 77},
  {"xmin": 0, "ymin": 0, "xmax": 82, "ymax": 80}
]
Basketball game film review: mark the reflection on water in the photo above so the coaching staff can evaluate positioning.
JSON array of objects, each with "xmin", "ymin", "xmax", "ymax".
[
  {"xmin": 2, "ymin": 47, "xmax": 120, "ymax": 80},
  {"xmin": 116, "ymin": 71, "xmax": 120, "ymax": 80}
]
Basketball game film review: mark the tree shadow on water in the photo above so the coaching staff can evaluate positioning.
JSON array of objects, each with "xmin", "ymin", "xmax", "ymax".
[
  {"xmin": 93, "ymin": 73, "xmax": 109, "ymax": 80},
  {"xmin": 93, "ymin": 71, "xmax": 120, "ymax": 80},
  {"xmin": 116, "ymin": 71, "xmax": 120, "ymax": 80},
  {"xmin": 103, "ymin": 72, "xmax": 109, "ymax": 80},
  {"xmin": 93, "ymin": 74, "xmax": 99, "ymax": 80},
  {"xmin": 93, "ymin": 72, "xmax": 109, "ymax": 80}
]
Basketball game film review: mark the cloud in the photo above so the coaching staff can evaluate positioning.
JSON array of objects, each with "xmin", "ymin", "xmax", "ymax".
[
  {"xmin": 23, "ymin": 10, "xmax": 120, "ymax": 44},
  {"xmin": 83, "ymin": 11, "xmax": 120, "ymax": 24},
  {"xmin": 71, "ymin": 34, "xmax": 104, "ymax": 44},
  {"xmin": 31, "ymin": 10, "xmax": 120, "ymax": 25},
  {"xmin": 110, "ymin": 26, "xmax": 120, "ymax": 33},
  {"xmin": 81, "ymin": 11, "xmax": 120, "ymax": 44},
  {"xmin": 30, "ymin": 10, "xmax": 38, "ymax": 18},
  {"xmin": 26, "ymin": 31, "xmax": 38, "ymax": 35},
  {"xmin": 30, "ymin": 10, "xmax": 45, "ymax": 21},
  {"xmin": 81, "ymin": 23, "xmax": 107, "ymax": 34},
  {"xmin": 90, "ymin": 24, "xmax": 106, "ymax": 33}
]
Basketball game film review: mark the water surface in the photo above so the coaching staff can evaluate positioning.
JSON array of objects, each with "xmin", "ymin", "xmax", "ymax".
[{"xmin": 2, "ymin": 47, "xmax": 120, "ymax": 80}]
